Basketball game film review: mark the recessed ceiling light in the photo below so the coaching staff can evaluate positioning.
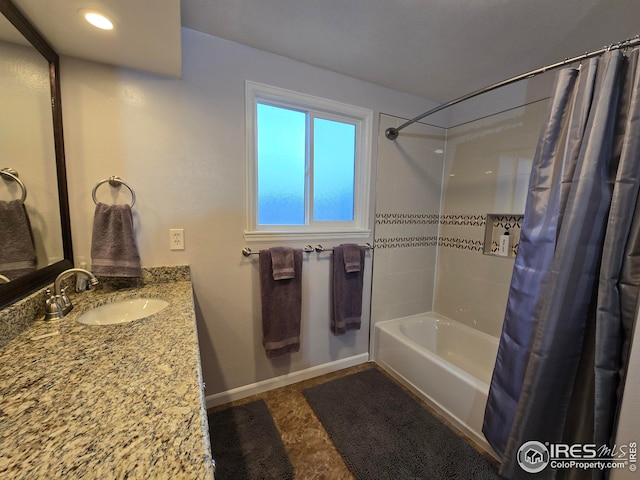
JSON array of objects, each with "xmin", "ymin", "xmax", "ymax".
[
  {"xmin": 434, "ymin": 149, "xmax": 444, "ymax": 154},
  {"xmin": 83, "ymin": 11, "xmax": 114, "ymax": 30}
]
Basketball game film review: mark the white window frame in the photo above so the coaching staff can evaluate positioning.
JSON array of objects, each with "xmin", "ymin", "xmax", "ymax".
[{"xmin": 245, "ymin": 81, "xmax": 372, "ymax": 241}]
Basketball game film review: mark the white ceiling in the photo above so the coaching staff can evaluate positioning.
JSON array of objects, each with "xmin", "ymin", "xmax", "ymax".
[
  {"xmin": 181, "ymin": 0, "xmax": 640, "ymax": 103},
  {"xmin": 11, "ymin": 0, "xmax": 181, "ymax": 78},
  {"xmin": 6, "ymin": 0, "xmax": 640, "ymax": 104}
]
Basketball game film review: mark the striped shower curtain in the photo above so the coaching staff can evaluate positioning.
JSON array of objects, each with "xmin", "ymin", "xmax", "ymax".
[{"xmin": 483, "ymin": 48, "xmax": 640, "ymax": 480}]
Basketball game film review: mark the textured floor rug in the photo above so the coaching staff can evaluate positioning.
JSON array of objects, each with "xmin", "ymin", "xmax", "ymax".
[
  {"xmin": 303, "ymin": 368, "xmax": 502, "ymax": 480},
  {"xmin": 208, "ymin": 399, "xmax": 294, "ymax": 480}
]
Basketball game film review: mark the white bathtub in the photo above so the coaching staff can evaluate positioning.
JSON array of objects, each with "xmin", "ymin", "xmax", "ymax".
[{"xmin": 373, "ymin": 312, "xmax": 499, "ymax": 457}]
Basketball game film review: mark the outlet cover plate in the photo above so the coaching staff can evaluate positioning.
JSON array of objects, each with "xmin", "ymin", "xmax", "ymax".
[{"xmin": 170, "ymin": 228, "xmax": 184, "ymax": 250}]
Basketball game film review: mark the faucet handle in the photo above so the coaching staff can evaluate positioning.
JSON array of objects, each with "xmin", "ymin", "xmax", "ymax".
[
  {"xmin": 59, "ymin": 287, "xmax": 72, "ymax": 309},
  {"xmin": 44, "ymin": 291, "xmax": 63, "ymax": 320}
]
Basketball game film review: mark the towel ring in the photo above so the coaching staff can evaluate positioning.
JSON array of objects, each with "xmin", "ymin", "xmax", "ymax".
[
  {"xmin": 92, "ymin": 176, "xmax": 136, "ymax": 208},
  {"xmin": 1, "ymin": 168, "xmax": 27, "ymax": 203}
]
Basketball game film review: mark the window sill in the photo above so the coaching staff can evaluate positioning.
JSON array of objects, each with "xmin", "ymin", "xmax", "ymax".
[{"xmin": 244, "ymin": 229, "xmax": 372, "ymax": 243}]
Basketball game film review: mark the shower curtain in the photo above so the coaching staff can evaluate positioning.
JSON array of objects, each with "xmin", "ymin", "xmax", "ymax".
[{"xmin": 483, "ymin": 48, "xmax": 640, "ymax": 480}]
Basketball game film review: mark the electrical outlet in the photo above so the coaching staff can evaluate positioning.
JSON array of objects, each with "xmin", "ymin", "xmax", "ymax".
[{"xmin": 170, "ymin": 229, "xmax": 185, "ymax": 250}]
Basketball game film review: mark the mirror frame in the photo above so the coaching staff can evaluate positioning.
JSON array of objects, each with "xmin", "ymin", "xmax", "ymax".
[{"xmin": 0, "ymin": 0, "xmax": 73, "ymax": 308}]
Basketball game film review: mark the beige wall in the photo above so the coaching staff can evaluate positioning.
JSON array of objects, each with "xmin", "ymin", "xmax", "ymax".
[{"xmin": 60, "ymin": 28, "xmax": 441, "ymax": 401}]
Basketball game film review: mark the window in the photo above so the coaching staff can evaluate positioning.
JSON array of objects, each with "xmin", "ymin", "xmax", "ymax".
[{"xmin": 246, "ymin": 81, "xmax": 372, "ymax": 240}]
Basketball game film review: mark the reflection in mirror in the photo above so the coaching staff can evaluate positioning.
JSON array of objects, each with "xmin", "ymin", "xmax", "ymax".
[
  {"xmin": 0, "ymin": 1, "xmax": 73, "ymax": 307},
  {"xmin": 0, "ymin": 14, "xmax": 62, "ymax": 281}
]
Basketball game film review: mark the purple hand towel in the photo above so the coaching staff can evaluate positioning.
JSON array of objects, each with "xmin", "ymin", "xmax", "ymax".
[
  {"xmin": 90, "ymin": 202, "xmax": 142, "ymax": 277},
  {"xmin": 259, "ymin": 248, "xmax": 303, "ymax": 358},
  {"xmin": 331, "ymin": 244, "xmax": 365, "ymax": 335},
  {"xmin": 270, "ymin": 247, "xmax": 295, "ymax": 280},
  {"xmin": 0, "ymin": 200, "xmax": 36, "ymax": 280},
  {"xmin": 342, "ymin": 243, "xmax": 362, "ymax": 273}
]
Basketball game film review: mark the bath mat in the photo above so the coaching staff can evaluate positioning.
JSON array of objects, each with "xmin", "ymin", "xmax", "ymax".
[
  {"xmin": 303, "ymin": 368, "xmax": 502, "ymax": 480},
  {"xmin": 208, "ymin": 399, "xmax": 294, "ymax": 480}
]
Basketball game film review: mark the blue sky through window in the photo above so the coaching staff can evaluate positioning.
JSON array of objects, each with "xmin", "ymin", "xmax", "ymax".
[
  {"xmin": 257, "ymin": 103, "xmax": 306, "ymax": 225},
  {"xmin": 256, "ymin": 103, "xmax": 356, "ymax": 225},
  {"xmin": 313, "ymin": 118, "xmax": 355, "ymax": 221}
]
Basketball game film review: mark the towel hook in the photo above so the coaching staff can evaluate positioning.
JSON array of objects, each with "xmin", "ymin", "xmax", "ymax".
[
  {"xmin": 92, "ymin": 176, "xmax": 136, "ymax": 207},
  {"xmin": 0, "ymin": 168, "xmax": 27, "ymax": 203}
]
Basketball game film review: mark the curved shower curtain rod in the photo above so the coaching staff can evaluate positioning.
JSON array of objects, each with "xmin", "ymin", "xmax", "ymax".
[{"xmin": 385, "ymin": 34, "xmax": 640, "ymax": 140}]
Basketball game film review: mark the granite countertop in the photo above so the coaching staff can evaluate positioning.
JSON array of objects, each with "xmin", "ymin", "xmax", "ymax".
[{"xmin": 0, "ymin": 271, "xmax": 215, "ymax": 479}]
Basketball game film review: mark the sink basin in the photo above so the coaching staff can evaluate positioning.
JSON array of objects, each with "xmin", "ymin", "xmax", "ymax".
[{"xmin": 78, "ymin": 298, "xmax": 169, "ymax": 325}]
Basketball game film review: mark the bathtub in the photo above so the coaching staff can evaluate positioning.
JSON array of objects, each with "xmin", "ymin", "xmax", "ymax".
[{"xmin": 373, "ymin": 312, "xmax": 499, "ymax": 457}]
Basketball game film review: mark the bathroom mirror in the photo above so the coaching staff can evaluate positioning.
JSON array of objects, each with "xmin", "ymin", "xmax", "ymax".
[{"xmin": 0, "ymin": 0, "xmax": 73, "ymax": 307}]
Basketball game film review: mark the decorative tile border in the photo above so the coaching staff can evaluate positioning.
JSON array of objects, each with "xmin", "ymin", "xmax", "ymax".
[
  {"xmin": 489, "ymin": 241, "xmax": 520, "ymax": 256},
  {"xmin": 373, "ymin": 235, "xmax": 489, "ymax": 252},
  {"xmin": 374, "ymin": 212, "xmax": 523, "ymax": 253},
  {"xmin": 375, "ymin": 213, "xmax": 440, "ymax": 225},
  {"xmin": 438, "ymin": 237, "xmax": 484, "ymax": 252},
  {"xmin": 440, "ymin": 214, "xmax": 486, "ymax": 226},
  {"xmin": 374, "ymin": 236, "xmax": 439, "ymax": 249},
  {"xmin": 492, "ymin": 215, "xmax": 523, "ymax": 230},
  {"xmin": 375, "ymin": 213, "xmax": 487, "ymax": 226}
]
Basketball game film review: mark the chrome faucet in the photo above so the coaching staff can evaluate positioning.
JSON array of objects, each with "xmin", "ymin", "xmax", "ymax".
[{"xmin": 44, "ymin": 268, "xmax": 99, "ymax": 320}]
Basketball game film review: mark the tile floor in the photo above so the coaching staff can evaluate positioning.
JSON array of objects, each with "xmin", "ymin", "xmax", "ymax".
[{"xmin": 208, "ymin": 362, "xmax": 497, "ymax": 479}]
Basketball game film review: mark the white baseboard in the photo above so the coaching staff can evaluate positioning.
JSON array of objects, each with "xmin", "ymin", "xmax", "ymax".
[{"xmin": 205, "ymin": 353, "xmax": 370, "ymax": 409}]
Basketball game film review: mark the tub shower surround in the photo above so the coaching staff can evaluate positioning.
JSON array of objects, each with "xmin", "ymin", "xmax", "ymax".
[
  {"xmin": 0, "ymin": 266, "xmax": 214, "ymax": 479},
  {"xmin": 374, "ymin": 212, "xmax": 521, "ymax": 255},
  {"xmin": 372, "ymin": 211, "xmax": 521, "ymax": 335}
]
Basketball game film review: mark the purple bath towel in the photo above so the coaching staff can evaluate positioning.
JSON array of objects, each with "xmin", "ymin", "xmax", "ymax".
[
  {"xmin": 90, "ymin": 203, "xmax": 142, "ymax": 277},
  {"xmin": 331, "ymin": 244, "xmax": 365, "ymax": 335},
  {"xmin": 259, "ymin": 248, "xmax": 303, "ymax": 358},
  {"xmin": 0, "ymin": 200, "xmax": 36, "ymax": 280}
]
